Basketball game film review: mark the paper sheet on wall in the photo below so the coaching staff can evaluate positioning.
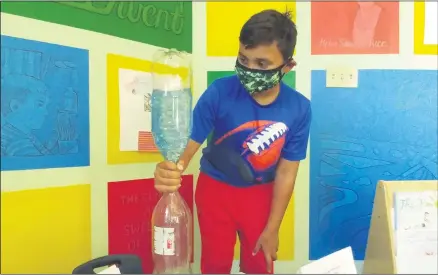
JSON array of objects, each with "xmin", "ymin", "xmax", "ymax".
[
  {"xmin": 297, "ymin": 247, "xmax": 357, "ymax": 274},
  {"xmin": 396, "ymin": 229, "xmax": 437, "ymax": 274},
  {"xmin": 394, "ymin": 191, "xmax": 437, "ymax": 231},
  {"xmin": 118, "ymin": 68, "xmax": 156, "ymax": 151},
  {"xmin": 424, "ymin": 1, "xmax": 438, "ymax": 45},
  {"xmin": 394, "ymin": 191, "xmax": 438, "ymax": 274}
]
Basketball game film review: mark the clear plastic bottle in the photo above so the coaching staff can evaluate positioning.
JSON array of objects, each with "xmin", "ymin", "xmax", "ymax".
[{"xmin": 151, "ymin": 49, "xmax": 193, "ymax": 274}]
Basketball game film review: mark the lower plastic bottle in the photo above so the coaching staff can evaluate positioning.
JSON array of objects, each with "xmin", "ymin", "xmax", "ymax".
[{"xmin": 152, "ymin": 191, "xmax": 192, "ymax": 274}]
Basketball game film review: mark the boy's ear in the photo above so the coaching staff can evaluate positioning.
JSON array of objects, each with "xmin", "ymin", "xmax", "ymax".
[{"xmin": 283, "ymin": 58, "xmax": 297, "ymax": 73}]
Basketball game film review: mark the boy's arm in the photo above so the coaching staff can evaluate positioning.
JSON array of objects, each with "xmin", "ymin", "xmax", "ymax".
[
  {"xmin": 178, "ymin": 139, "xmax": 202, "ymax": 170},
  {"xmin": 178, "ymin": 84, "xmax": 220, "ymax": 170},
  {"xmin": 265, "ymin": 159, "xmax": 300, "ymax": 233},
  {"xmin": 265, "ymin": 104, "xmax": 312, "ymax": 233}
]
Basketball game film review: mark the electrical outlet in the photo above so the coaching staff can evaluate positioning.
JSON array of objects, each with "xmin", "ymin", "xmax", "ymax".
[{"xmin": 326, "ymin": 67, "xmax": 358, "ymax": 88}]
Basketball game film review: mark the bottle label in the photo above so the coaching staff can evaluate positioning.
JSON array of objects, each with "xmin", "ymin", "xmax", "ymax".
[{"xmin": 153, "ymin": 226, "xmax": 175, "ymax": 255}]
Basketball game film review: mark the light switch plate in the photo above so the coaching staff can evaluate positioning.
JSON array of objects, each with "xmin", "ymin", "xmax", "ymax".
[{"xmin": 326, "ymin": 67, "xmax": 358, "ymax": 88}]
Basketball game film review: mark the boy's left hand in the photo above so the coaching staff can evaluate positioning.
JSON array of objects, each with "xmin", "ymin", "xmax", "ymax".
[{"xmin": 253, "ymin": 229, "xmax": 279, "ymax": 273}]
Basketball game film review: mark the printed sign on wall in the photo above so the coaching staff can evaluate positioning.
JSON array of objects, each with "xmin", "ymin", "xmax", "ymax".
[
  {"xmin": 1, "ymin": 35, "xmax": 90, "ymax": 171},
  {"xmin": 1, "ymin": 1, "xmax": 192, "ymax": 52},
  {"xmin": 311, "ymin": 1, "xmax": 399, "ymax": 54}
]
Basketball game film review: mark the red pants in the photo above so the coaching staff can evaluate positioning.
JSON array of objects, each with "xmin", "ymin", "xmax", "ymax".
[{"xmin": 195, "ymin": 172, "xmax": 274, "ymax": 274}]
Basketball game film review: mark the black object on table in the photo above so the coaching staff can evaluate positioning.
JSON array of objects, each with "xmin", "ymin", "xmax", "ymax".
[{"xmin": 72, "ymin": 254, "xmax": 143, "ymax": 274}]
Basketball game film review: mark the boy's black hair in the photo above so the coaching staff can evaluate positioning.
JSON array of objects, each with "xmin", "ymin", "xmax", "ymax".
[{"xmin": 239, "ymin": 9, "xmax": 297, "ymax": 61}]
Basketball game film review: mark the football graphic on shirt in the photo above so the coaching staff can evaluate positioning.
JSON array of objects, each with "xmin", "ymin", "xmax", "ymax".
[{"xmin": 215, "ymin": 120, "xmax": 288, "ymax": 171}]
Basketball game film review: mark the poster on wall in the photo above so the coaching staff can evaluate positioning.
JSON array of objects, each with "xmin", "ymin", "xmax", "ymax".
[
  {"xmin": 394, "ymin": 191, "xmax": 438, "ymax": 274},
  {"xmin": 309, "ymin": 70, "xmax": 438, "ymax": 260},
  {"xmin": 414, "ymin": 1, "xmax": 438, "ymax": 55},
  {"xmin": 0, "ymin": 35, "xmax": 90, "ymax": 171},
  {"xmin": 311, "ymin": 1, "xmax": 399, "ymax": 54},
  {"xmin": 206, "ymin": 1, "xmax": 297, "ymax": 57},
  {"xmin": 423, "ymin": 1, "xmax": 438, "ymax": 45},
  {"xmin": 118, "ymin": 68, "xmax": 157, "ymax": 152},
  {"xmin": 1, "ymin": 1, "xmax": 192, "ymax": 53},
  {"xmin": 107, "ymin": 176, "xmax": 194, "ymax": 274},
  {"xmin": 107, "ymin": 53, "xmax": 192, "ymax": 164},
  {"xmin": 107, "ymin": 53, "xmax": 164, "ymax": 165}
]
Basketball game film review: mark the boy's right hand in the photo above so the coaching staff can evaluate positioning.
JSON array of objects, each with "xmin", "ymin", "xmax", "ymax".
[{"xmin": 154, "ymin": 160, "xmax": 184, "ymax": 193}]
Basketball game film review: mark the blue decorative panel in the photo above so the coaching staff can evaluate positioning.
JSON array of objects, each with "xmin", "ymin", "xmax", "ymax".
[
  {"xmin": 1, "ymin": 35, "xmax": 90, "ymax": 171},
  {"xmin": 309, "ymin": 70, "xmax": 438, "ymax": 260}
]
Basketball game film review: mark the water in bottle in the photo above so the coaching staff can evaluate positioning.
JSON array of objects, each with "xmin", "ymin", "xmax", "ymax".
[
  {"xmin": 151, "ymin": 87, "xmax": 192, "ymax": 163},
  {"xmin": 150, "ymin": 49, "xmax": 193, "ymax": 274}
]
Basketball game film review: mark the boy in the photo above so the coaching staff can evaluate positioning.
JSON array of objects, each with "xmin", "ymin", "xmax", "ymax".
[{"xmin": 154, "ymin": 9, "xmax": 311, "ymax": 274}]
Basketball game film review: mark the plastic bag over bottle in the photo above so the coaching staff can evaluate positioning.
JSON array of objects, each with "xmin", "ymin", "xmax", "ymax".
[{"xmin": 150, "ymin": 48, "xmax": 193, "ymax": 274}]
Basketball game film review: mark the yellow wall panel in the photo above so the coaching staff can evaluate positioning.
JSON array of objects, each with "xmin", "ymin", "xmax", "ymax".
[
  {"xmin": 107, "ymin": 53, "xmax": 190, "ymax": 165},
  {"xmin": 107, "ymin": 53, "xmax": 163, "ymax": 165},
  {"xmin": 207, "ymin": 2, "xmax": 296, "ymax": 57},
  {"xmin": 234, "ymin": 195, "xmax": 295, "ymax": 260},
  {"xmin": 414, "ymin": 1, "xmax": 438, "ymax": 55},
  {"xmin": 1, "ymin": 184, "xmax": 91, "ymax": 274}
]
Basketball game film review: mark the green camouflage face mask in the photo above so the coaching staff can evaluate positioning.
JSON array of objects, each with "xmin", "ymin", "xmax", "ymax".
[{"xmin": 235, "ymin": 60, "xmax": 285, "ymax": 95}]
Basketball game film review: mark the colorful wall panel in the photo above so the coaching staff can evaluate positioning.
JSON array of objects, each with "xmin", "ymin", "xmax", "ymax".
[
  {"xmin": 1, "ymin": 35, "xmax": 90, "ymax": 171},
  {"xmin": 2, "ymin": 1, "xmax": 437, "ymax": 274},
  {"xmin": 1, "ymin": 1, "xmax": 192, "ymax": 52},
  {"xmin": 108, "ymin": 175, "xmax": 194, "ymax": 273},
  {"xmin": 1, "ymin": 0, "xmax": 194, "ymax": 273},
  {"xmin": 311, "ymin": 2, "xmax": 399, "ymax": 54},
  {"xmin": 414, "ymin": 1, "xmax": 438, "ymax": 55},
  {"xmin": 106, "ymin": 53, "xmax": 164, "ymax": 165},
  {"xmin": 107, "ymin": 53, "xmax": 192, "ymax": 164},
  {"xmin": 206, "ymin": 1, "xmax": 296, "ymax": 57},
  {"xmin": 1, "ymin": 184, "xmax": 91, "ymax": 274},
  {"xmin": 309, "ymin": 70, "xmax": 438, "ymax": 260}
]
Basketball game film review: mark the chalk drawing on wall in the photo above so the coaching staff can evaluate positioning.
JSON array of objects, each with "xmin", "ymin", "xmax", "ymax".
[
  {"xmin": 311, "ymin": 1, "xmax": 399, "ymax": 54},
  {"xmin": 206, "ymin": 1, "xmax": 296, "ymax": 57},
  {"xmin": 118, "ymin": 68, "xmax": 158, "ymax": 152},
  {"xmin": 309, "ymin": 70, "xmax": 438, "ymax": 260},
  {"xmin": 1, "ymin": 1, "xmax": 193, "ymax": 52},
  {"xmin": 107, "ymin": 175, "xmax": 194, "ymax": 274},
  {"xmin": 1, "ymin": 184, "xmax": 91, "ymax": 274},
  {"xmin": 205, "ymin": 70, "xmax": 297, "ymax": 261},
  {"xmin": 414, "ymin": 1, "xmax": 438, "ymax": 55},
  {"xmin": 0, "ymin": 35, "xmax": 90, "ymax": 171}
]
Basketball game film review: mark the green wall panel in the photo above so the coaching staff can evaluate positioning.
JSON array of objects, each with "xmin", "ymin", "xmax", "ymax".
[{"xmin": 1, "ymin": 1, "xmax": 192, "ymax": 52}]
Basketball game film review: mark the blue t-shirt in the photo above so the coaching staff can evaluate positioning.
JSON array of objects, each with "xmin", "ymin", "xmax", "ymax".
[{"xmin": 190, "ymin": 75, "xmax": 311, "ymax": 187}]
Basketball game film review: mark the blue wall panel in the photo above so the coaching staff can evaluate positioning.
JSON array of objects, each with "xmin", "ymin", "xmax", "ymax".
[
  {"xmin": 1, "ymin": 35, "xmax": 90, "ymax": 171},
  {"xmin": 309, "ymin": 69, "xmax": 438, "ymax": 260}
]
